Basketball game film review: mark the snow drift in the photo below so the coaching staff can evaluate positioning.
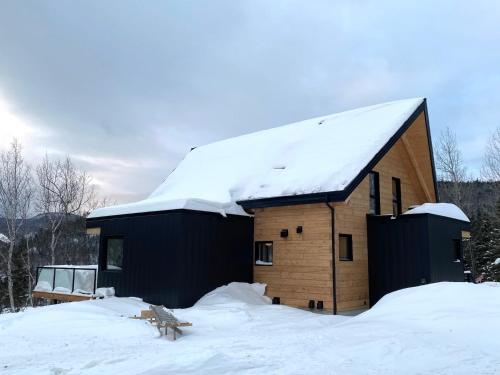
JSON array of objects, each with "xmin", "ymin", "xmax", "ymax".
[
  {"xmin": 1, "ymin": 282, "xmax": 499, "ymax": 375},
  {"xmin": 195, "ymin": 282, "xmax": 271, "ymax": 306}
]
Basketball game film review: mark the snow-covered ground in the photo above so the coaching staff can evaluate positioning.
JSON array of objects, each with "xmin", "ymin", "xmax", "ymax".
[{"xmin": 1, "ymin": 282, "xmax": 499, "ymax": 375}]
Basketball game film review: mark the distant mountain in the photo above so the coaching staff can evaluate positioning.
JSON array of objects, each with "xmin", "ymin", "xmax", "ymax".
[{"xmin": 0, "ymin": 213, "xmax": 82, "ymax": 237}]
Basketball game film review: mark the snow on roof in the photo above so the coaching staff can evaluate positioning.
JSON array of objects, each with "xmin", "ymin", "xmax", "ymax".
[
  {"xmin": 0, "ymin": 233, "xmax": 10, "ymax": 244},
  {"xmin": 89, "ymin": 97, "xmax": 425, "ymax": 218},
  {"xmin": 403, "ymin": 203, "xmax": 470, "ymax": 222}
]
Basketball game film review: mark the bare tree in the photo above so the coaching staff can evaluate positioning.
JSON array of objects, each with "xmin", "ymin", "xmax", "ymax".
[
  {"xmin": 23, "ymin": 235, "xmax": 34, "ymax": 307},
  {"xmin": 36, "ymin": 155, "xmax": 94, "ymax": 264},
  {"xmin": 482, "ymin": 127, "xmax": 500, "ymax": 181},
  {"xmin": 436, "ymin": 127, "xmax": 469, "ymax": 208},
  {"xmin": 85, "ymin": 195, "xmax": 114, "ymax": 217},
  {"xmin": 0, "ymin": 140, "xmax": 33, "ymax": 311}
]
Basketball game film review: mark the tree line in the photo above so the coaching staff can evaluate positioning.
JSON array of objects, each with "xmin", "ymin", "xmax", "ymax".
[
  {"xmin": 435, "ymin": 127, "xmax": 500, "ymax": 282},
  {"xmin": 0, "ymin": 140, "xmax": 107, "ymax": 312}
]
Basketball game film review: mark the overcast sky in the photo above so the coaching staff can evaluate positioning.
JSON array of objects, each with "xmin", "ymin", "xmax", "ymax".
[{"xmin": 0, "ymin": 1, "xmax": 499, "ymax": 203}]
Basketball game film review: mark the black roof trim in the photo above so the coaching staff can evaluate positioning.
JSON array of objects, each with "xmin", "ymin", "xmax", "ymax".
[
  {"xmin": 238, "ymin": 99, "xmax": 435, "ymax": 209},
  {"xmin": 85, "ymin": 208, "xmax": 251, "ymax": 225},
  {"xmin": 367, "ymin": 212, "xmax": 470, "ymax": 227},
  {"xmin": 235, "ymin": 191, "xmax": 344, "ymax": 209},
  {"xmin": 423, "ymin": 102, "xmax": 440, "ymax": 202}
]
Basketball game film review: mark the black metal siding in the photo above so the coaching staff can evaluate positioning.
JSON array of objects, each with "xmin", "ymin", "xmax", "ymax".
[
  {"xmin": 367, "ymin": 213, "xmax": 468, "ymax": 306},
  {"xmin": 87, "ymin": 210, "xmax": 253, "ymax": 308},
  {"xmin": 427, "ymin": 215, "xmax": 467, "ymax": 282},
  {"xmin": 368, "ymin": 215, "xmax": 431, "ymax": 307}
]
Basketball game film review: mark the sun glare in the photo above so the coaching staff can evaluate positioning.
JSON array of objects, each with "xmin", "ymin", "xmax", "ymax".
[{"xmin": 0, "ymin": 94, "xmax": 35, "ymax": 149}]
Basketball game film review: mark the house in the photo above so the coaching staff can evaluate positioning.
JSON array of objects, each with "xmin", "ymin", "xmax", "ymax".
[{"xmin": 86, "ymin": 97, "xmax": 470, "ymax": 312}]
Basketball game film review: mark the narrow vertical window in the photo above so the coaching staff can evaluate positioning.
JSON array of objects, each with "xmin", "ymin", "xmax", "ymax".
[
  {"xmin": 392, "ymin": 177, "xmax": 402, "ymax": 216},
  {"xmin": 369, "ymin": 171, "xmax": 380, "ymax": 215},
  {"xmin": 453, "ymin": 239, "xmax": 462, "ymax": 262},
  {"xmin": 105, "ymin": 237, "xmax": 124, "ymax": 270},
  {"xmin": 255, "ymin": 241, "xmax": 273, "ymax": 265},
  {"xmin": 339, "ymin": 234, "xmax": 353, "ymax": 261}
]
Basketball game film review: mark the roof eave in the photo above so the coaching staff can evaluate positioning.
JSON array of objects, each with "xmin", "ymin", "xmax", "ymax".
[{"xmin": 237, "ymin": 190, "xmax": 346, "ymax": 209}]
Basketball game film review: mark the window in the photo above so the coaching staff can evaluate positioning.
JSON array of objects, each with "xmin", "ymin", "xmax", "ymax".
[
  {"xmin": 369, "ymin": 172, "xmax": 380, "ymax": 215},
  {"xmin": 255, "ymin": 241, "xmax": 273, "ymax": 266},
  {"xmin": 392, "ymin": 177, "xmax": 402, "ymax": 216},
  {"xmin": 339, "ymin": 234, "xmax": 353, "ymax": 261},
  {"xmin": 453, "ymin": 239, "xmax": 462, "ymax": 262},
  {"xmin": 105, "ymin": 237, "xmax": 123, "ymax": 270}
]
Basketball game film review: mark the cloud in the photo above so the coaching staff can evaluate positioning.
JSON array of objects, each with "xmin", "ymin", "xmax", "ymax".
[{"xmin": 0, "ymin": 0, "xmax": 499, "ymax": 202}]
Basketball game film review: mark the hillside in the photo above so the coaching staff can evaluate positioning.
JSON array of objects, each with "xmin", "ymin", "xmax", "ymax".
[
  {"xmin": 437, "ymin": 180, "xmax": 500, "ymax": 215},
  {"xmin": 0, "ymin": 213, "xmax": 83, "ymax": 237}
]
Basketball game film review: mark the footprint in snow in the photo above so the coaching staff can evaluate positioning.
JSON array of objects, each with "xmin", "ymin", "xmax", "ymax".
[
  {"xmin": 81, "ymin": 360, "xmax": 101, "ymax": 369},
  {"xmin": 50, "ymin": 367, "xmax": 71, "ymax": 375}
]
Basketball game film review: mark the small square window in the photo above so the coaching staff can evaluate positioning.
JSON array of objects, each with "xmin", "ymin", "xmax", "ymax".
[
  {"xmin": 339, "ymin": 234, "xmax": 353, "ymax": 261},
  {"xmin": 255, "ymin": 241, "xmax": 273, "ymax": 266},
  {"xmin": 105, "ymin": 237, "xmax": 123, "ymax": 270}
]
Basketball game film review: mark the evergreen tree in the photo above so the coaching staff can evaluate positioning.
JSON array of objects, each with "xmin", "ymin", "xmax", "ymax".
[
  {"xmin": 490, "ymin": 198, "xmax": 500, "ymax": 281},
  {"xmin": 470, "ymin": 209, "xmax": 499, "ymax": 281}
]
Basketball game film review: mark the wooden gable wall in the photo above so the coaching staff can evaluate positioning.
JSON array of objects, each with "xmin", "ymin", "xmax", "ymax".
[
  {"xmin": 253, "ymin": 111, "xmax": 437, "ymax": 312},
  {"xmin": 253, "ymin": 204, "xmax": 334, "ymax": 309}
]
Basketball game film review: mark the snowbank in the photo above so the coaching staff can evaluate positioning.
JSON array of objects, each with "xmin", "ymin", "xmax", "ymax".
[
  {"xmin": 95, "ymin": 287, "xmax": 115, "ymax": 298},
  {"xmin": 89, "ymin": 98, "xmax": 424, "ymax": 218},
  {"xmin": 403, "ymin": 202, "xmax": 470, "ymax": 222},
  {"xmin": 1, "ymin": 282, "xmax": 499, "ymax": 374},
  {"xmin": 195, "ymin": 282, "xmax": 271, "ymax": 306}
]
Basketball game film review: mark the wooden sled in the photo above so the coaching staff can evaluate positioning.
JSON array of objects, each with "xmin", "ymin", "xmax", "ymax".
[{"xmin": 133, "ymin": 305, "xmax": 192, "ymax": 340}]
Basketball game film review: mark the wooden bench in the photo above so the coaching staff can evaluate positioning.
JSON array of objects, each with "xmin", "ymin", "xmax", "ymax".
[{"xmin": 136, "ymin": 305, "xmax": 192, "ymax": 340}]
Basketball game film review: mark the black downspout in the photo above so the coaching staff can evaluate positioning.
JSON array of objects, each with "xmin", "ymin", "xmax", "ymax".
[{"xmin": 326, "ymin": 200, "xmax": 337, "ymax": 315}]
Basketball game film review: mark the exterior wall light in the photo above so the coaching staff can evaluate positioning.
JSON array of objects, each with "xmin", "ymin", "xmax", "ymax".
[
  {"xmin": 296, "ymin": 226, "xmax": 303, "ymax": 234},
  {"xmin": 280, "ymin": 229, "xmax": 288, "ymax": 238}
]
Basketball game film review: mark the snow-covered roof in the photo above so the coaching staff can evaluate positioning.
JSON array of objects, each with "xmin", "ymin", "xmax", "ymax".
[
  {"xmin": 89, "ymin": 97, "xmax": 425, "ymax": 218},
  {"xmin": 403, "ymin": 203, "xmax": 470, "ymax": 222}
]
